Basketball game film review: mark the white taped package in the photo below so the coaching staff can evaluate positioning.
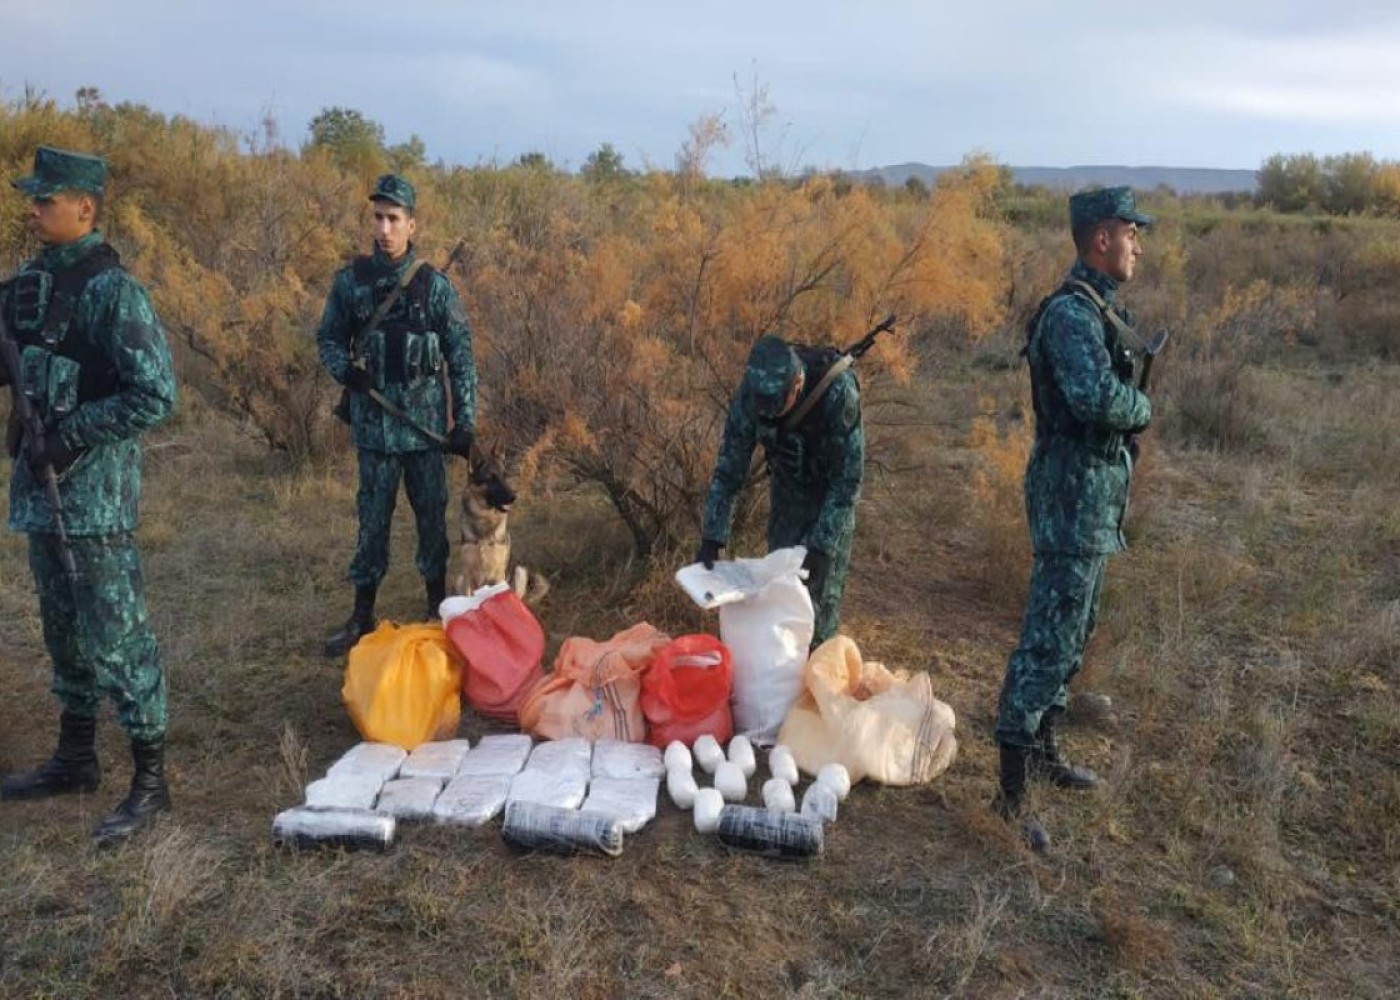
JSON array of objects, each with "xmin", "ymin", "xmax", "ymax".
[
  {"xmin": 327, "ymin": 742, "xmax": 407, "ymax": 783},
  {"xmin": 375, "ymin": 777, "xmax": 446, "ymax": 820},
  {"xmin": 273, "ymin": 807, "xmax": 396, "ymax": 851},
  {"xmin": 527, "ymin": 738, "xmax": 593, "ymax": 782},
  {"xmin": 715, "ymin": 547, "xmax": 814, "ymax": 743},
  {"xmin": 401, "ymin": 739, "xmax": 472, "ymax": 780},
  {"xmin": 507, "ymin": 767, "xmax": 589, "ymax": 810},
  {"xmin": 433, "ymin": 774, "xmax": 512, "ymax": 827},
  {"xmin": 457, "ymin": 734, "xmax": 533, "ymax": 777},
  {"xmin": 674, "ymin": 560, "xmax": 761, "ymax": 609},
  {"xmin": 304, "ymin": 772, "xmax": 383, "ymax": 810},
  {"xmin": 580, "ymin": 776, "xmax": 660, "ymax": 833},
  {"xmin": 591, "ymin": 740, "xmax": 665, "ymax": 780}
]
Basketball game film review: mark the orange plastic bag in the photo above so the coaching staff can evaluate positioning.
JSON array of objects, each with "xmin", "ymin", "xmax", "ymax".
[
  {"xmin": 342, "ymin": 622, "xmax": 464, "ymax": 751},
  {"xmin": 641, "ymin": 634, "xmax": 734, "ymax": 748},
  {"xmin": 518, "ymin": 623, "xmax": 670, "ymax": 742},
  {"xmin": 444, "ymin": 587, "xmax": 545, "ymax": 725}
]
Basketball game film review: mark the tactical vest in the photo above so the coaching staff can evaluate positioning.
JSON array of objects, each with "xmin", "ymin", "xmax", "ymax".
[
  {"xmin": 2, "ymin": 242, "xmax": 124, "ymax": 421},
  {"xmin": 348, "ymin": 256, "xmax": 442, "ymax": 385},
  {"xmin": 1025, "ymin": 282, "xmax": 1136, "ymax": 453}
]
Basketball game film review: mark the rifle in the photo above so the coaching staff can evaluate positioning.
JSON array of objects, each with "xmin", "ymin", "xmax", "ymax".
[
  {"xmin": 782, "ymin": 313, "xmax": 898, "ymax": 432},
  {"xmin": 0, "ymin": 308, "xmax": 79, "ymax": 583},
  {"xmin": 1138, "ymin": 329, "xmax": 1168, "ymax": 391}
]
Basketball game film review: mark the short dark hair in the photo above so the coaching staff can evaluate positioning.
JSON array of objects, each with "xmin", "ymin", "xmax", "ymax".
[{"xmin": 1072, "ymin": 218, "xmax": 1114, "ymax": 255}]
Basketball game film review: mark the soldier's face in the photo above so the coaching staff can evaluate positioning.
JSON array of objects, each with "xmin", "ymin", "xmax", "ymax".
[
  {"xmin": 372, "ymin": 201, "xmax": 416, "ymax": 260},
  {"xmin": 777, "ymin": 369, "xmax": 806, "ymax": 417},
  {"xmin": 29, "ymin": 192, "xmax": 96, "ymax": 245},
  {"xmin": 1102, "ymin": 221, "xmax": 1142, "ymax": 282}
]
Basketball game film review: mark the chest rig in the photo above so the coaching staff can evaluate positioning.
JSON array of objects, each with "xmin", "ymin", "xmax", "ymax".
[
  {"xmin": 3, "ymin": 242, "xmax": 123, "ymax": 419},
  {"xmin": 348, "ymin": 257, "xmax": 441, "ymax": 385},
  {"xmin": 1025, "ymin": 281, "xmax": 1137, "ymax": 452},
  {"xmin": 758, "ymin": 349, "xmax": 857, "ymax": 486}
]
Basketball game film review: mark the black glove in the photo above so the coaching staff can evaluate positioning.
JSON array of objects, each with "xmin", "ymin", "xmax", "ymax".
[
  {"xmin": 695, "ymin": 539, "xmax": 723, "ymax": 570},
  {"xmin": 446, "ymin": 426, "xmax": 474, "ymax": 459},
  {"xmin": 802, "ymin": 548, "xmax": 831, "ymax": 592},
  {"xmin": 27, "ymin": 433, "xmax": 81, "ymax": 478},
  {"xmin": 344, "ymin": 366, "xmax": 373, "ymax": 393}
]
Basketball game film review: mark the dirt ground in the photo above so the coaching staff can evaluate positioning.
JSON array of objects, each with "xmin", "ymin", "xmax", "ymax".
[{"xmin": 2, "ymin": 359, "xmax": 1397, "ymax": 999}]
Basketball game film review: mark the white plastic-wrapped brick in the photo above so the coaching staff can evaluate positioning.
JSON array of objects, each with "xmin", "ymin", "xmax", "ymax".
[
  {"xmin": 375, "ymin": 777, "xmax": 446, "ymax": 820},
  {"xmin": 580, "ymin": 776, "xmax": 660, "ymax": 833},
  {"xmin": 526, "ymin": 738, "xmax": 593, "ymax": 782},
  {"xmin": 457, "ymin": 734, "xmax": 533, "ymax": 777},
  {"xmin": 326, "ymin": 742, "xmax": 407, "ymax": 784},
  {"xmin": 303, "ymin": 772, "xmax": 383, "ymax": 811},
  {"xmin": 591, "ymin": 740, "xmax": 665, "ymax": 780},
  {"xmin": 507, "ymin": 767, "xmax": 589, "ymax": 810},
  {"xmin": 432, "ymin": 774, "xmax": 512, "ymax": 827},
  {"xmin": 400, "ymin": 739, "xmax": 472, "ymax": 780}
]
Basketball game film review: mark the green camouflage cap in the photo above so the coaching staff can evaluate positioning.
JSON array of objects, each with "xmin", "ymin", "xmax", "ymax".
[
  {"xmin": 369, "ymin": 173, "xmax": 416, "ymax": 210},
  {"xmin": 1068, "ymin": 186, "xmax": 1154, "ymax": 229},
  {"xmin": 743, "ymin": 335, "xmax": 803, "ymax": 420},
  {"xmin": 11, "ymin": 145, "xmax": 108, "ymax": 199}
]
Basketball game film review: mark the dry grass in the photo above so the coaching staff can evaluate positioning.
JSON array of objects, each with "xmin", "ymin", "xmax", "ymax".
[{"xmin": 2, "ymin": 344, "xmax": 1399, "ymax": 999}]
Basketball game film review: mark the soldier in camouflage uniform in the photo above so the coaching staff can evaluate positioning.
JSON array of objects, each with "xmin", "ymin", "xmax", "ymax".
[
  {"xmin": 0, "ymin": 147, "xmax": 178, "ymax": 844},
  {"xmin": 318, "ymin": 174, "xmax": 477, "ymax": 657},
  {"xmin": 697, "ymin": 335, "xmax": 864, "ymax": 646},
  {"xmin": 993, "ymin": 187, "xmax": 1155, "ymax": 850}
]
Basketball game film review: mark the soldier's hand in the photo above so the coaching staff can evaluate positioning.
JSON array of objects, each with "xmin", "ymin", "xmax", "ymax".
[
  {"xmin": 344, "ymin": 366, "xmax": 373, "ymax": 393},
  {"xmin": 26, "ymin": 434, "xmax": 81, "ymax": 478},
  {"xmin": 802, "ymin": 548, "xmax": 831, "ymax": 591},
  {"xmin": 446, "ymin": 426, "xmax": 474, "ymax": 459},
  {"xmin": 695, "ymin": 539, "xmax": 723, "ymax": 570}
]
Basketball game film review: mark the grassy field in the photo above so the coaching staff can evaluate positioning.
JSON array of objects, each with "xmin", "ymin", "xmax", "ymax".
[{"xmin": 1, "ymin": 347, "xmax": 1398, "ymax": 998}]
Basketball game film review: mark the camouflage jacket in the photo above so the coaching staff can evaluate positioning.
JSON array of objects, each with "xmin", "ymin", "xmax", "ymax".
[
  {"xmin": 316, "ymin": 245, "xmax": 477, "ymax": 454},
  {"xmin": 702, "ymin": 360, "xmax": 864, "ymax": 555},
  {"xmin": 2, "ymin": 231, "xmax": 177, "ymax": 536},
  {"xmin": 1024, "ymin": 259, "xmax": 1152, "ymax": 554}
]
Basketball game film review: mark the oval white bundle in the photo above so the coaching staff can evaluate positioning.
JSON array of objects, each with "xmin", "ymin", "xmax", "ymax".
[
  {"xmin": 667, "ymin": 767, "xmax": 698, "ymax": 809},
  {"xmin": 693, "ymin": 735, "xmax": 725, "ymax": 774},
  {"xmin": 727, "ymin": 735, "xmax": 757, "ymax": 778},
  {"xmin": 714, "ymin": 761, "xmax": 747, "ymax": 802},
  {"xmin": 663, "ymin": 741, "xmax": 692, "ymax": 773},
  {"xmin": 801, "ymin": 782, "xmax": 839, "ymax": 823},
  {"xmin": 693, "ymin": 788, "xmax": 724, "ymax": 832},
  {"xmin": 761, "ymin": 777, "xmax": 796, "ymax": 813},
  {"xmin": 816, "ymin": 763, "xmax": 851, "ymax": 802},
  {"xmin": 768, "ymin": 745, "xmax": 799, "ymax": 786}
]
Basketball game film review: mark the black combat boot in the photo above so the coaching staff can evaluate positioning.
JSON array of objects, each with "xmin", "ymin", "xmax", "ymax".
[
  {"xmin": 1, "ymin": 711, "xmax": 101, "ymax": 801},
  {"xmin": 323, "ymin": 584, "xmax": 378, "ymax": 658},
  {"xmin": 425, "ymin": 577, "xmax": 447, "ymax": 620},
  {"xmin": 993, "ymin": 743, "xmax": 1050, "ymax": 852},
  {"xmin": 92, "ymin": 738, "xmax": 171, "ymax": 845},
  {"xmin": 1029, "ymin": 708, "xmax": 1098, "ymax": 790}
]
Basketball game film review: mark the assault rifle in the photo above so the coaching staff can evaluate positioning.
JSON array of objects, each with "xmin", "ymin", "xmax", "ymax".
[
  {"xmin": 0, "ymin": 309, "xmax": 79, "ymax": 582},
  {"xmin": 1138, "ymin": 329, "xmax": 1168, "ymax": 391},
  {"xmin": 782, "ymin": 313, "xmax": 898, "ymax": 431}
]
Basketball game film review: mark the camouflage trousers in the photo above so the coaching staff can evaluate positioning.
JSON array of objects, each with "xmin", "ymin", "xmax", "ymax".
[
  {"xmin": 350, "ymin": 447, "xmax": 449, "ymax": 588},
  {"xmin": 28, "ymin": 532, "xmax": 167, "ymax": 742},
  {"xmin": 995, "ymin": 553, "xmax": 1108, "ymax": 747},
  {"xmin": 768, "ymin": 486, "xmax": 855, "ymax": 647}
]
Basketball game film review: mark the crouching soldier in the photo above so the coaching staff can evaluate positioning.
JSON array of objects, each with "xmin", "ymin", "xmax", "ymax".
[
  {"xmin": 318, "ymin": 174, "xmax": 477, "ymax": 656},
  {"xmin": 993, "ymin": 187, "xmax": 1154, "ymax": 851},
  {"xmin": 696, "ymin": 335, "xmax": 864, "ymax": 646},
  {"xmin": 1, "ymin": 146, "xmax": 178, "ymax": 844}
]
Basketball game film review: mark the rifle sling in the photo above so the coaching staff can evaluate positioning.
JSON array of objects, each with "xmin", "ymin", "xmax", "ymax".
[
  {"xmin": 1064, "ymin": 279, "xmax": 1146, "ymax": 352},
  {"xmin": 782, "ymin": 353, "xmax": 853, "ymax": 433},
  {"xmin": 350, "ymin": 258, "xmax": 428, "ymax": 362}
]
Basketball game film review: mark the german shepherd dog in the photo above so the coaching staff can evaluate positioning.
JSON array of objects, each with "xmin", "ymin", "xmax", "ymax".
[{"xmin": 457, "ymin": 445, "xmax": 549, "ymax": 603}]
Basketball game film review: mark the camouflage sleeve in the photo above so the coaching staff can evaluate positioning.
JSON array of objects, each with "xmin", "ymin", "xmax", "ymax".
[
  {"xmin": 315, "ymin": 268, "xmax": 357, "ymax": 385},
  {"xmin": 808, "ymin": 373, "xmax": 864, "ymax": 554},
  {"xmin": 1039, "ymin": 297, "xmax": 1152, "ymax": 432},
  {"xmin": 433, "ymin": 273, "xmax": 477, "ymax": 433},
  {"xmin": 57, "ymin": 271, "xmax": 176, "ymax": 449},
  {"xmin": 700, "ymin": 390, "xmax": 758, "ymax": 544}
]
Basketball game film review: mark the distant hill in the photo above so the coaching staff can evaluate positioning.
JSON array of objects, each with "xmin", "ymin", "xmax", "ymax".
[{"xmin": 857, "ymin": 163, "xmax": 1258, "ymax": 195}]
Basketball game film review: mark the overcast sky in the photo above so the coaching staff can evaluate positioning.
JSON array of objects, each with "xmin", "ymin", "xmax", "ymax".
[{"xmin": 3, "ymin": 1, "xmax": 1398, "ymax": 175}]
